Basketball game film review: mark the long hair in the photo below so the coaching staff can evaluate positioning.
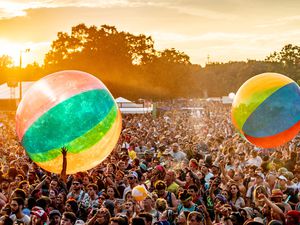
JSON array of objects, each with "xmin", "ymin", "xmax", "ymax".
[
  {"xmin": 253, "ymin": 185, "xmax": 268, "ymax": 203},
  {"xmin": 228, "ymin": 183, "xmax": 241, "ymax": 201}
]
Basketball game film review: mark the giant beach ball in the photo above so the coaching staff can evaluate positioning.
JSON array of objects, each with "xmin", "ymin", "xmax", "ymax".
[
  {"xmin": 16, "ymin": 70, "xmax": 122, "ymax": 174},
  {"xmin": 232, "ymin": 72, "xmax": 300, "ymax": 148}
]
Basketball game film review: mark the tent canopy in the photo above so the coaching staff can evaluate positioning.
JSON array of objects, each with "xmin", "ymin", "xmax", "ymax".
[{"xmin": 115, "ymin": 97, "xmax": 132, "ymax": 103}]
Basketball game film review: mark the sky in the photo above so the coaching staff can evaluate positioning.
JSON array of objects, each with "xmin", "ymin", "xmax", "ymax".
[{"xmin": 0, "ymin": 0, "xmax": 300, "ymax": 67}]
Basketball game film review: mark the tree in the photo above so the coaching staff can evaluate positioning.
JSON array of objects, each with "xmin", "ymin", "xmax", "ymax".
[
  {"xmin": 159, "ymin": 48, "xmax": 190, "ymax": 65},
  {"xmin": 43, "ymin": 23, "xmax": 197, "ymax": 99},
  {"xmin": 0, "ymin": 55, "xmax": 13, "ymax": 68},
  {"xmin": 44, "ymin": 24, "xmax": 155, "ymax": 68},
  {"xmin": 265, "ymin": 44, "xmax": 300, "ymax": 79},
  {"xmin": 266, "ymin": 44, "xmax": 300, "ymax": 65}
]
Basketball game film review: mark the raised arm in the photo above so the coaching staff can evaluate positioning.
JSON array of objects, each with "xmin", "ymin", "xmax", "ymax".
[{"xmin": 61, "ymin": 147, "xmax": 68, "ymax": 183}]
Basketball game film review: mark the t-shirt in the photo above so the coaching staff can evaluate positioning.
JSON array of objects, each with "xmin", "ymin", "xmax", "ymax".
[
  {"xmin": 67, "ymin": 190, "xmax": 90, "ymax": 209},
  {"xmin": 246, "ymin": 157, "xmax": 262, "ymax": 167},
  {"xmin": 171, "ymin": 150, "xmax": 186, "ymax": 161},
  {"xmin": 10, "ymin": 214, "xmax": 30, "ymax": 225},
  {"xmin": 177, "ymin": 203, "xmax": 198, "ymax": 214},
  {"xmin": 283, "ymin": 187, "xmax": 299, "ymax": 204},
  {"xmin": 167, "ymin": 182, "xmax": 179, "ymax": 196},
  {"xmin": 204, "ymin": 172, "xmax": 214, "ymax": 184},
  {"xmin": 230, "ymin": 196, "xmax": 245, "ymax": 209}
]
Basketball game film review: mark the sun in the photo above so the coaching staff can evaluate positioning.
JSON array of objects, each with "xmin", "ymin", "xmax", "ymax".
[{"xmin": 0, "ymin": 39, "xmax": 32, "ymax": 67}]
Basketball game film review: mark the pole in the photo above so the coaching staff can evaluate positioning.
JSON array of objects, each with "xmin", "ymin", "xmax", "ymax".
[
  {"xmin": 19, "ymin": 51, "xmax": 22, "ymax": 100},
  {"xmin": 19, "ymin": 49, "xmax": 30, "ymax": 101}
]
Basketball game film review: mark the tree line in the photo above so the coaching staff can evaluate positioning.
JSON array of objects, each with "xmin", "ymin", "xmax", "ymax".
[{"xmin": 1, "ymin": 24, "xmax": 300, "ymax": 100}]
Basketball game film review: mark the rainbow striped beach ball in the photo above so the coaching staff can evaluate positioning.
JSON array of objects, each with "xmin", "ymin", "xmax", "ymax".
[
  {"xmin": 232, "ymin": 72, "xmax": 300, "ymax": 148},
  {"xmin": 16, "ymin": 70, "xmax": 122, "ymax": 174}
]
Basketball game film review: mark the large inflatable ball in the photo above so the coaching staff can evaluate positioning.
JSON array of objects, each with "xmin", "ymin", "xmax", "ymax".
[
  {"xmin": 16, "ymin": 70, "xmax": 122, "ymax": 174},
  {"xmin": 232, "ymin": 72, "xmax": 300, "ymax": 148}
]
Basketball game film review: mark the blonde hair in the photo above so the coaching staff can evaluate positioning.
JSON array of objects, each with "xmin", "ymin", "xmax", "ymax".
[
  {"xmin": 187, "ymin": 211, "xmax": 206, "ymax": 225},
  {"xmin": 155, "ymin": 198, "xmax": 167, "ymax": 212},
  {"xmin": 253, "ymin": 185, "xmax": 268, "ymax": 203}
]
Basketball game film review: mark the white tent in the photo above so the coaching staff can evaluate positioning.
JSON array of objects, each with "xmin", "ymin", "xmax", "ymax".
[
  {"xmin": 115, "ymin": 97, "xmax": 141, "ymax": 108},
  {"xmin": 116, "ymin": 97, "xmax": 153, "ymax": 114},
  {"xmin": 115, "ymin": 97, "xmax": 131, "ymax": 103}
]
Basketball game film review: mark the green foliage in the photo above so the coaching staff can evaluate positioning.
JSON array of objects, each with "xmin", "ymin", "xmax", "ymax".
[{"xmin": 265, "ymin": 44, "xmax": 300, "ymax": 80}]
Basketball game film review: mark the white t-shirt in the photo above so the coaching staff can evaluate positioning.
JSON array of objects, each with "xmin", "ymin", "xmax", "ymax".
[
  {"xmin": 171, "ymin": 150, "xmax": 186, "ymax": 161},
  {"xmin": 246, "ymin": 156, "xmax": 262, "ymax": 167},
  {"xmin": 10, "ymin": 214, "xmax": 30, "ymax": 225}
]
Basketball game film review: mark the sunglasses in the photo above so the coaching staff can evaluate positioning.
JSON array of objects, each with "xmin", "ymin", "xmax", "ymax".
[
  {"xmin": 73, "ymin": 182, "xmax": 80, "ymax": 185},
  {"xmin": 127, "ymin": 177, "xmax": 135, "ymax": 180}
]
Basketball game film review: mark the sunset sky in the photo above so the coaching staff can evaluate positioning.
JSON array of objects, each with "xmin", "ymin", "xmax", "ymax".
[{"xmin": 0, "ymin": 0, "xmax": 299, "ymax": 67}]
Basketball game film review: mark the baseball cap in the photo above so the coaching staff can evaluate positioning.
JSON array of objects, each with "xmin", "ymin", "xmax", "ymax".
[
  {"xmin": 286, "ymin": 210, "xmax": 300, "ymax": 221},
  {"xmin": 255, "ymin": 172, "xmax": 265, "ymax": 179},
  {"xmin": 129, "ymin": 171, "xmax": 138, "ymax": 179},
  {"xmin": 49, "ymin": 210, "xmax": 61, "ymax": 218},
  {"xmin": 155, "ymin": 165, "xmax": 165, "ymax": 173},
  {"xmin": 75, "ymin": 220, "xmax": 85, "ymax": 225},
  {"xmin": 31, "ymin": 206, "xmax": 47, "ymax": 222},
  {"xmin": 278, "ymin": 175, "xmax": 287, "ymax": 181}
]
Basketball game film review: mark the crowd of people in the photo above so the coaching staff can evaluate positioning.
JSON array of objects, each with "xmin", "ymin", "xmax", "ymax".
[{"xmin": 0, "ymin": 100, "xmax": 299, "ymax": 225}]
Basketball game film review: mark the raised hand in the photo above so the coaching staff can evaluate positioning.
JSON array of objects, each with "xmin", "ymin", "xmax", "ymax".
[{"xmin": 61, "ymin": 146, "xmax": 68, "ymax": 156}]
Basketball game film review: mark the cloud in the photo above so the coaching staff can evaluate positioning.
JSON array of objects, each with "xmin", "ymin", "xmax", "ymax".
[
  {"xmin": 0, "ymin": 0, "xmax": 175, "ymax": 19},
  {"xmin": 0, "ymin": 0, "xmax": 243, "ymax": 20},
  {"xmin": 256, "ymin": 15, "xmax": 300, "ymax": 28},
  {"xmin": 0, "ymin": 1, "xmax": 49, "ymax": 19}
]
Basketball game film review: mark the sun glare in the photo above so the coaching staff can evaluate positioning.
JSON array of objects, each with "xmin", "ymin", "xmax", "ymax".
[
  {"xmin": 0, "ymin": 40, "xmax": 24, "ymax": 66},
  {"xmin": 0, "ymin": 40, "xmax": 48, "ymax": 67}
]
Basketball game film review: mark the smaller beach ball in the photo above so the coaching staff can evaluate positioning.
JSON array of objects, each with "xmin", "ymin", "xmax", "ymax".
[
  {"xmin": 132, "ymin": 185, "xmax": 148, "ymax": 201},
  {"xmin": 231, "ymin": 72, "xmax": 300, "ymax": 148}
]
